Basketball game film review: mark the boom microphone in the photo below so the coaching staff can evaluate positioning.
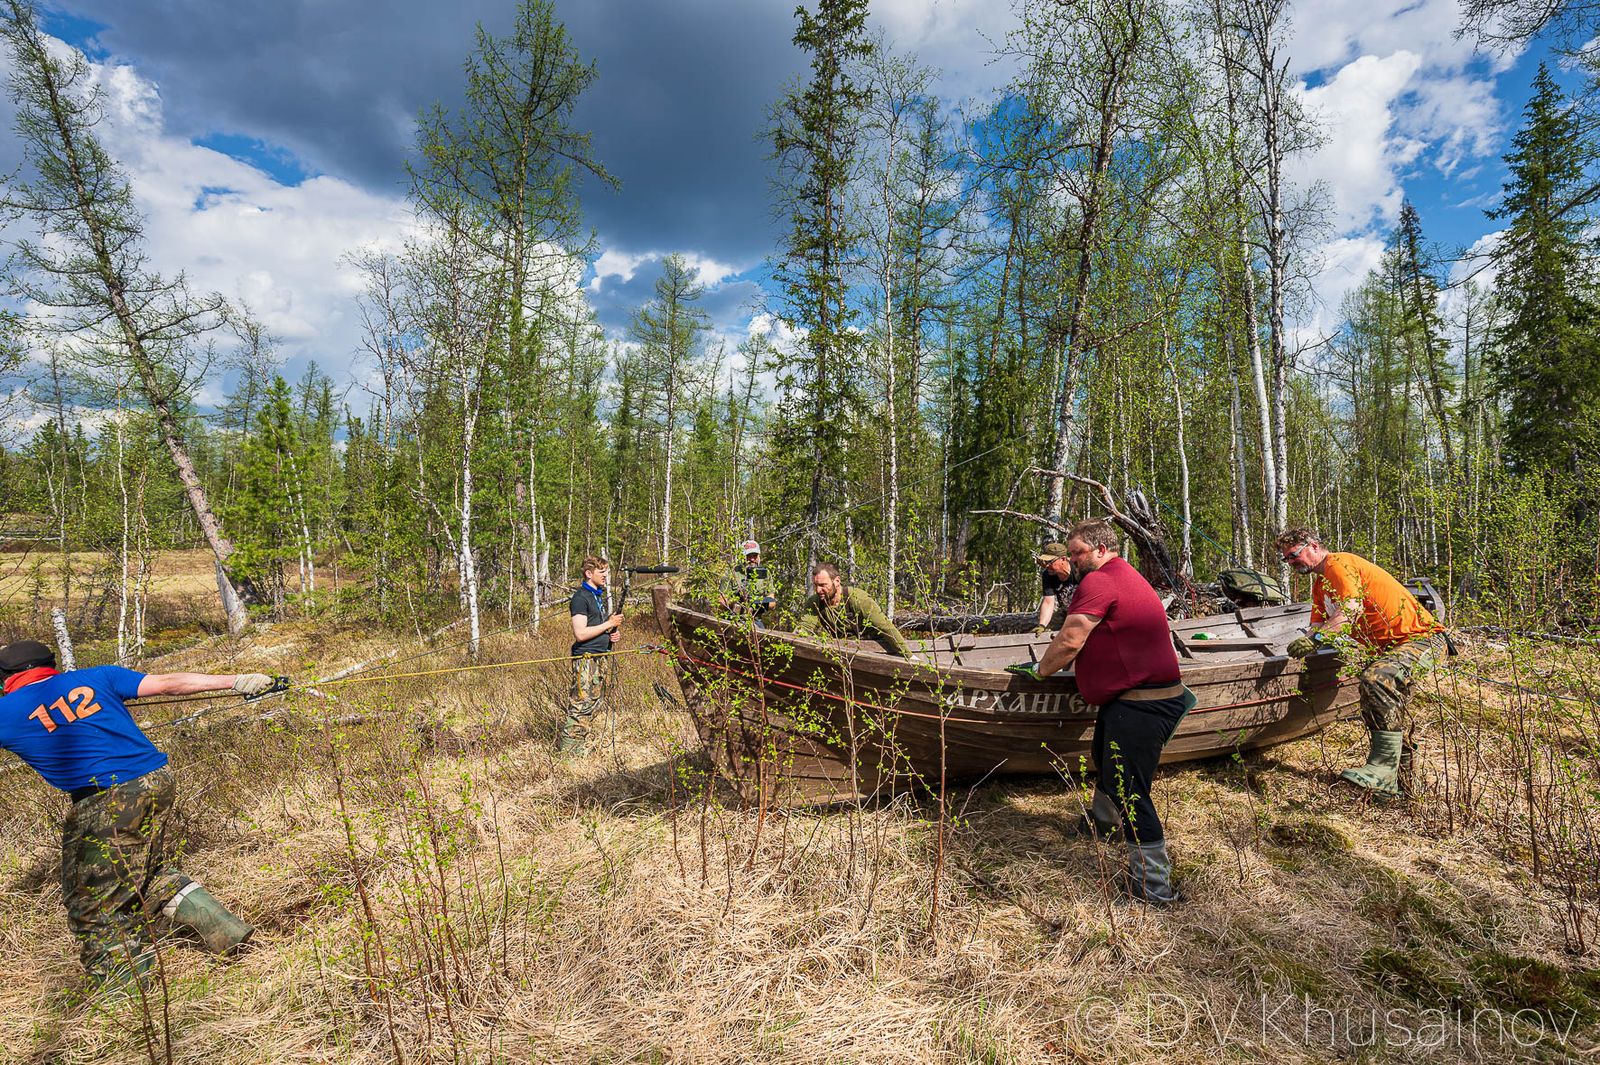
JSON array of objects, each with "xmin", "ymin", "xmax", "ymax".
[{"xmin": 626, "ymin": 565, "xmax": 680, "ymax": 574}]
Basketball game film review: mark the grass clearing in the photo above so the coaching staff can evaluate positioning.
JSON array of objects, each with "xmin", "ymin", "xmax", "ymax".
[{"xmin": 0, "ymin": 587, "xmax": 1596, "ymax": 1061}]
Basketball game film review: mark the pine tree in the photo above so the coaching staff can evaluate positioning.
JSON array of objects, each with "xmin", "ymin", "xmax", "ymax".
[
  {"xmin": 1489, "ymin": 63, "xmax": 1600, "ymax": 478},
  {"xmin": 1390, "ymin": 200, "xmax": 1456, "ymax": 470}
]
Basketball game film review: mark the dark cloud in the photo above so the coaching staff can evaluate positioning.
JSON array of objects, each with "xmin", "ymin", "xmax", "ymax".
[
  {"xmin": 55, "ymin": 0, "xmax": 804, "ymax": 265},
  {"xmin": 583, "ymin": 253, "xmax": 766, "ymax": 339}
]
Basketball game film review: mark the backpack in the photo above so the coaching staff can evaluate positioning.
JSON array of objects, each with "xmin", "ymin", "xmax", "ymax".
[{"xmin": 1217, "ymin": 567, "xmax": 1288, "ymax": 607}]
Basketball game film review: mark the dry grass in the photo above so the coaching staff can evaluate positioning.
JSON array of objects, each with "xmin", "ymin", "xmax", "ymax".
[
  {"xmin": 0, "ymin": 612, "xmax": 1597, "ymax": 1062},
  {"xmin": 0, "ymin": 547, "xmax": 222, "ymax": 603}
]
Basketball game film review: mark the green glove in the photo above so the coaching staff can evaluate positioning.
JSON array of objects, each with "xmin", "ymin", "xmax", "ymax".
[
  {"xmin": 1286, "ymin": 634, "xmax": 1318, "ymax": 659},
  {"xmin": 1005, "ymin": 662, "xmax": 1043, "ymax": 681},
  {"xmin": 1031, "ymin": 624, "xmax": 1048, "ymax": 636}
]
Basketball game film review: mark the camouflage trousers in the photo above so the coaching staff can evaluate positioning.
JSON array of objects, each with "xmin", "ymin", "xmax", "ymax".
[
  {"xmin": 1358, "ymin": 632, "xmax": 1448, "ymax": 733},
  {"xmin": 61, "ymin": 767, "xmax": 192, "ymax": 978},
  {"xmin": 559, "ymin": 655, "xmax": 610, "ymax": 748}
]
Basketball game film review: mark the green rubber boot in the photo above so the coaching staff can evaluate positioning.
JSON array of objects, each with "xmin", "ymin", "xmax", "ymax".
[
  {"xmin": 1339, "ymin": 730, "xmax": 1404, "ymax": 797},
  {"xmin": 164, "ymin": 883, "xmax": 253, "ymax": 954},
  {"xmin": 90, "ymin": 947, "xmax": 155, "ymax": 1001}
]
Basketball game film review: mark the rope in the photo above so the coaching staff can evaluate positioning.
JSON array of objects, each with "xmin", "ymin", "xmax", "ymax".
[
  {"xmin": 314, "ymin": 646, "xmax": 650, "ymax": 688},
  {"xmin": 136, "ymin": 646, "xmax": 656, "ymax": 730},
  {"xmin": 127, "ymin": 620, "xmax": 533, "ymax": 711},
  {"xmin": 762, "ymin": 442, "xmax": 1013, "ymax": 549},
  {"xmin": 1453, "ymin": 670, "xmax": 1593, "ymax": 707},
  {"xmin": 1144, "ymin": 490, "xmax": 1233, "ymax": 562}
]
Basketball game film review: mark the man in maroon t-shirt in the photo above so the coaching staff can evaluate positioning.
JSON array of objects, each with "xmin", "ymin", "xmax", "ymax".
[{"xmin": 1007, "ymin": 518, "xmax": 1194, "ymax": 905}]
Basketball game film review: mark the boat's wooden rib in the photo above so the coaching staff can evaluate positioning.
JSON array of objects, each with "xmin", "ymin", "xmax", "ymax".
[{"xmin": 651, "ymin": 586, "xmax": 1358, "ymax": 804}]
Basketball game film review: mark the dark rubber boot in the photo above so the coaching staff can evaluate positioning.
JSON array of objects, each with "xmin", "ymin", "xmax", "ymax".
[
  {"xmin": 164, "ymin": 883, "xmax": 254, "ymax": 954},
  {"xmin": 1069, "ymin": 788, "xmax": 1123, "ymax": 841}
]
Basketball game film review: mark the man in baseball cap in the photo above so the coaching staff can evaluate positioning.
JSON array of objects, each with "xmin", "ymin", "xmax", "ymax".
[
  {"xmin": 1033, "ymin": 541, "xmax": 1076, "ymax": 635},
  {"xmin": 719, "ymin": 540, "xmax": 778, "ymax": 625},
  {"xmin": 0, "ymin": 638, "xmax": 278, "ymax": 991}
]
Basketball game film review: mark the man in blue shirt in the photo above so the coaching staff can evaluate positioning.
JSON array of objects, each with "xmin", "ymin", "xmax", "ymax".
[
  {"xmin": 0, "ymin": 639, "xmax": 276, "ymax": 989},
  {"xmin": 560, "ymin": 555, "xmax": 622, "ymax": 756}
]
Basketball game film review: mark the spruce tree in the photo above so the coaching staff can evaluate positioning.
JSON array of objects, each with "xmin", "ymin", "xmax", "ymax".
[
  {"xmin": 768, "ymin": 0, "xmax": 874, "ymax": 570},
  {"xmin": 1489, "ymin": 63, "xmax": 1600, "ymax": 478}
]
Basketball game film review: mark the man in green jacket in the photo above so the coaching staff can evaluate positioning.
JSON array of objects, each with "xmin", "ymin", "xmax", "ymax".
[
  {"xmin": 718, "ymin": 539, "xmax": 778, "ymax": 626},
  {"xmin": 795, "ymin": 562, "xmax": 912, "ymax": 658}
]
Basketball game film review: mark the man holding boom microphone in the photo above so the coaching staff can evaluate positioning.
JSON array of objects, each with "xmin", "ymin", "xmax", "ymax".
[{"xmin": 560, "ymin": 555, "xmax": 622, "ymax": 757}]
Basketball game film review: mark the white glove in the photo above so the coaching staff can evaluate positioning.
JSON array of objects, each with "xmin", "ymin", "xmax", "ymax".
[{"xmin": 232, "ymin": 673, "xmax": 276, "ymax": 696}]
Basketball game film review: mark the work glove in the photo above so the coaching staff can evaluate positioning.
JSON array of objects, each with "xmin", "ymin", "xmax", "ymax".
[
  {"xmin": 1005, "ymin": 662, "xmax": 1043, "ymax": 681},
  {"xmin": 1285, "ymin": 634, "xmax": 1319, "ymax": 659},
  {"xmin": 232, "ymin": 673, "xmax": 277, "ymax": 696},
  {"xmin": 1031, "ymin": 624, "xmax": 1049, "ymax": 636}
]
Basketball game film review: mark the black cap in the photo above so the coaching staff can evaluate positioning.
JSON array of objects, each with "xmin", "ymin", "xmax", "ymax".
[{"xmin": 0, "ymin": 640, "xmax": 56, "ymax": 676}]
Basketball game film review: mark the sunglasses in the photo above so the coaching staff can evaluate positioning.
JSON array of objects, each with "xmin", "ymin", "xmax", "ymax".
[{"xmin": 1281, "ymin": 542, "xmax": 1310, "ymax": 562}]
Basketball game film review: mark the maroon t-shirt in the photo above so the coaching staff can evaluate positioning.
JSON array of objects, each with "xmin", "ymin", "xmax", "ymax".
[{"xmin": 1066, "ymin": 556, "xmax": 1181, "ymax": 705}]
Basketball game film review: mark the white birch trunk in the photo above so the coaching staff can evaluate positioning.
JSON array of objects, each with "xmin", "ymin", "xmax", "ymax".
[
  {"xmin": 51, "ymin": 609, "xmax": 75, "ymax": 671},
  {"xmin": 529, "ymin": 437, "xmax": 543, "ymax": 629},
  {"xmin": 883, "ymin": 267, "xmax": 899, "ymax": 617},
  {"xmin": 1165, "ymin": 332, "xmax": 1193, "ymax": 577},
  {"xmin": 115, "ymin": 406, "xmax": 130, "ymax": 663},
  {"xmin": 460, "ymin": 404, "xmax": 481, "ymax": 657}
]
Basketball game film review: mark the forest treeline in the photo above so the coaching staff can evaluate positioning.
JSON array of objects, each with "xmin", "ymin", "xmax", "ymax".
[{"xmin": 0, "ymin": 0, "xmax": 1596, "ymax": 656}]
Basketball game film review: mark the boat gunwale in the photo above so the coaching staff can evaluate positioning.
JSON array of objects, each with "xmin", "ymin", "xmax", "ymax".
[{"xmin": 658, "ymin": 594, "xmax": 1338, "ymax": 703}]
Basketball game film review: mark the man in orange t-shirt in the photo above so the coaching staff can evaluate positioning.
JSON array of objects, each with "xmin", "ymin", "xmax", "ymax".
[{"xmin": 1274, "ymin": 527, "xmax": 1446, "ymax": 797}]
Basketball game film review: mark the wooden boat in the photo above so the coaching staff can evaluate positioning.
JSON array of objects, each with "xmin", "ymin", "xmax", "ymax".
[{"xmin": 650, "ymin": 585, "xmax": 1359, "ymax": 804}]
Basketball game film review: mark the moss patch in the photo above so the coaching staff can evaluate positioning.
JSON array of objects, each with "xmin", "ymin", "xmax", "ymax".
[
  {"xmin": 1360, "ymin": 947, "xmax": 1470, "ymax": 1009},
  {"xmin": 1471, "ymin": 952, "xmax": 1600, "ymax": 1022},
  {"xmin": 1266, "ymin": 818, "xmax": 1353, "ymax": 854}
]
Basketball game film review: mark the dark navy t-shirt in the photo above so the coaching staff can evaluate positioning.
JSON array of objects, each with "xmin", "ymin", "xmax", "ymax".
[
  {"xmin": 0, "ymin": 666, "xmax": 166, "ymax": 791},
  {"xmin": 1041, "ymin": 567, "xmax": 1075, "ymax": 613},
  {"xmin": 570, "ymin": 582, "xmax": 612, "ymax": 657}
]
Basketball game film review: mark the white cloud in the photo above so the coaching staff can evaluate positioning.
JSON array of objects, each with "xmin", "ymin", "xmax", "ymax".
[
  {"xmin": 2, "ymin": 44, "xmax": 416, "ymax": 391},
  {"xmin": 589, "ymin": 247, "xmax": 651, "ymax": 290},
  {"xmin": 1294, "ymin": 51, "xmax": 1423, "ymax": 234},
  {"xmin": 678, "ymin": 252, "xmax": 739, "ymax": 287},
  {"xmin": 869, "ymin": 0, "xmax": 1018, "ymax": 104},
  {"xmin": 1282, "ymin": 0, "xmax": 1513, "ymax": 349},
  {"xmin": 1287, "ymin": 0, "xmax": 1520, "ymax": 77},
  {"xmin": 1289, "ymin": 235, "xmax": 1388, "ymax": 355},
  {"xmin": 588, "ymin": 247, "xmax": 742, "ymax": 294},
  {"xmin": 1401, "ymin": 71, "xmax": 1502, "ymax": 176}
]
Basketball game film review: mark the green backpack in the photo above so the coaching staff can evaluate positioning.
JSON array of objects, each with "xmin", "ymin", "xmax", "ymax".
[{"xmin": 1217, "ymin": 567, "xmax": 1288, "ymax": 607}]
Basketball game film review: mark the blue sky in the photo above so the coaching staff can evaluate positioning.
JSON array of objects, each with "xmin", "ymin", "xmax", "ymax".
[{"xmin": 0, "ymin": 0, "xmax": 1574, "ymax": 406}]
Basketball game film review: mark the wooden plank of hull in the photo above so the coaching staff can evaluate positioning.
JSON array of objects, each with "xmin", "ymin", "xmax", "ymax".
[{"xmin": 651, "ymin": 587, "xmax": 1360, "ymax": 804}]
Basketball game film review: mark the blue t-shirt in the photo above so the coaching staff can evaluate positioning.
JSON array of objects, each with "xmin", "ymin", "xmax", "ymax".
[{"xmin": 0, "ymin": 666, "xmax": 166, "ymax": 791}]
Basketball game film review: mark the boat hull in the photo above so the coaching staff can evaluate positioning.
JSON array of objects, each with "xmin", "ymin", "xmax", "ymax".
[{"xmin": 652, "ymin": 587, "xmax": 1359, "ymax": 803}]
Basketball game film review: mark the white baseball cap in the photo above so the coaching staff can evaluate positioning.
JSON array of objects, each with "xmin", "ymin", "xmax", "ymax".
[{"xmin": 741, "ymin": 540, "xmax": 761, "ymax": 556}]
